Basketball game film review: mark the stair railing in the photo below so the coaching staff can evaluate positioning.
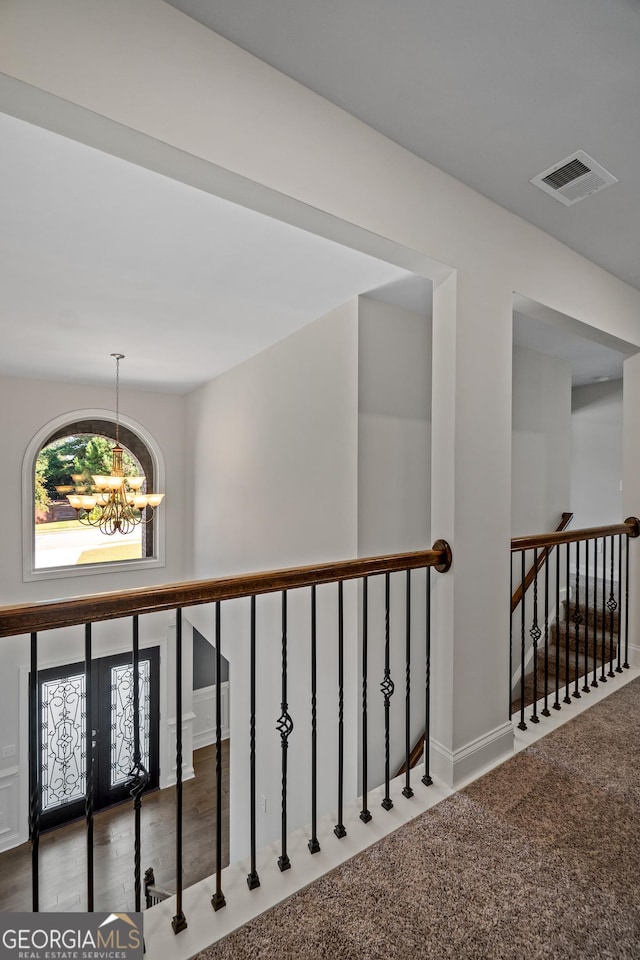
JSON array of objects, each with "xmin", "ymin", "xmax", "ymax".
[
  {"xmin": 511, "ymin": 512, "xmax": 573, "ymax": 613},
  {"xmin": 0, "ymin": 539, "xmax": 451, "ymax": 932},
  {"xmin": 510, "ymin": 517, "xmax": 639, "ymax": 732},
  {"xmin": 396, "ymin": 516, "xmax": 574, "ymax": 780}
]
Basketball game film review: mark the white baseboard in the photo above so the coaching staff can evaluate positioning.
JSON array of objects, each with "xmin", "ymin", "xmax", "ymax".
[{"xmin": 430, "ymin": 721, "xmax": 514, "ymax": 789}]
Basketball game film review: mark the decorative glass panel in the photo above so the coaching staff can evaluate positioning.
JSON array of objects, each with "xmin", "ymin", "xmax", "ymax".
[
  {"xmin": 110, "ymin": 660, "xmax": 151, "ymax": 787},
  {"xmin": 41, "ymin": 672, "xmax": 86, "ymax": 812}
]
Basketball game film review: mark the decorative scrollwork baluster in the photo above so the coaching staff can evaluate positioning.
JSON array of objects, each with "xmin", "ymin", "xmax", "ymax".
[
  {"xmin": 592, "ymin": 539, "xmax": 599, "ymax": 688},
  {"xmin": 277, "ymin": 591, "xmax": 293, "ymax": 872},
  {"xmin": 529, "ymin": 550, "xmax": 541, "ymax": 724},
  {"xmin": 582, "ymin": 543, "xmax": 591, "ymax": 694},
  {"xmin": 607, "ymin": 535, "xmax": 617, "ymax": 678}
]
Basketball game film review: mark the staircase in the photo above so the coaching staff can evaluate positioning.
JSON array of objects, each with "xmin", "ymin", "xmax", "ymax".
[{"xmin": 512, "ymin": 576, "xmax": 621, "ymax": 716}]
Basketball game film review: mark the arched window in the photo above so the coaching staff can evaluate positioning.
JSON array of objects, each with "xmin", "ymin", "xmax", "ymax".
[{"xmin": 24, "ymin": 410, "xmax": 165, "ymax": 581}]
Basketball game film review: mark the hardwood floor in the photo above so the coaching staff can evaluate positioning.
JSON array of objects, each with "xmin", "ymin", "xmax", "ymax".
[{"xmin": 0, "ymin": 742, "xmax": 229, "ymax": 914}]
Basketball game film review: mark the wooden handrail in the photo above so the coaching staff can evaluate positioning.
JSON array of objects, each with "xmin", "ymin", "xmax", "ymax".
[
  {"xmin": 511, "ymin": 511, "xmax": 573, "ymax": 613},
  {"xmin": 0, "ymin": 539, "xmax": 452, "ymax": 638},
  {"xmin": 511, "ymin": 516, "xmax": 640, "ymax": 554}
]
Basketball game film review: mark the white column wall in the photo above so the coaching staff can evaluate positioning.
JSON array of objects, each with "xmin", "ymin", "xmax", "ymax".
[
  {"xmin": 431, "ymin": 271, "xmax": 514, "ymax": 784},
  {"xmin": 622, "ymin": 356, "xmax": 640, "ymax": 665}
]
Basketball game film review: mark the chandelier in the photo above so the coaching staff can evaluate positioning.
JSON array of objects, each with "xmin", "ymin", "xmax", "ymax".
[{"xmin": 66, "ymin": 354, "xmax": 164, "ymax": 535}]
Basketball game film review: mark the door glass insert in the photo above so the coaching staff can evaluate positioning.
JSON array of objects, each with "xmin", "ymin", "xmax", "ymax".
[
  {"xmin": 41, "ymin": 671, "xmax": 86, "ymax": 812},
  {"xmin": 110, "ymin": 660, "xmax": 151, "ymax": 787}
]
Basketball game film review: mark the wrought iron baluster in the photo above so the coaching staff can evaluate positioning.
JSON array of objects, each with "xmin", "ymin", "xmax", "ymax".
[
  {"xmin": 572, "ymin": 541, "xmax": 582, "ymax": 698},
  {"xmin": 616, "ymin": 536, "xmax": 623, "ymax": 673},
  {"xmin": 29, "ymin": 631, "xmax": 40, "ymax": 912},
  {"xmin": 381, "ymin": 573, "xmax": 395, "ymax": 810},
  {"xmin": 563, "ymin": 544, "xmax": 571, "ymax": 704},
  {"xmin": 624, "ymin": 534, "xmax": 630, "ymax": 669},
  {"xmin": 529, "ymin": 550, "xmax": 540, "ymax": 724},
  {"xmin": 422, "ymin": 567, "xmax": 433, "ymax": 787},
  {"xmin": 553, "ymin": 545, "xmax": 561, "ymax": 710},
  {"xmin": 172, "ymin": 609, "xmax": 188, "ymax": 932},
  {"xmin": 211, "ymin": 602, "xmax": 226, "ymax": 910},
  {"xmin": 600, "ymin": 536, "xmax": 608, "ymax": 683},
  {"xmin": 360, "ymin": 577, "xmax": 372, "ymax": 823},
  {"xmin": 277, "ymin": 591, "xmax": 293, "ymax": 871},
  {"xmin": 85, "ymin": 623, "xmax": 94, "ymax": 911},
  {"xmin": 592, "ymin": 539, "xmax": 599, "ymax": 688},
  {"xmin": 541, "ymin": 551, "xmax": 550, "ymax": 717},
  {"xmin": 402, "ymin": 570, "xmax": 414, "ymax": 798},
  {"xmin": 335, "ymin": 582, "xmax": 347, "ymax": 838},
  {"xmin": 248, "ymin": 595, "xmax": 262, "ymax": 883},
  {"xmin": 309, "ymin": 585, "xmax": 321, "ymax": 851},
  {"xmin": 518, "ymin": 551, "xmax": 527, "ymax": 731},
  {"xmin": 129, "ymin": 615, "xmax": 149, "ymax": 914},
  {"xmin": 509, "ymin": 557, "xmax": 513, "ymax": 722},
  {"xmin": 607, "ymin": 535, "xmax": 616, "ymax": 677},
  {"xmin": 582, "ymin": 542, "xmax": 590, "ymax": 694}
]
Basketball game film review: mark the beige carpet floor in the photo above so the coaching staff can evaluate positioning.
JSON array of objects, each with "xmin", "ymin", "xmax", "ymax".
[{"xmin": 198, "ymin": 677, "xmax": 640, "ymax": 960}]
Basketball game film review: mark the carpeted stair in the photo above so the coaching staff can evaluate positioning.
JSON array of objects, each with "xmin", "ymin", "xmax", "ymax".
[{"xmin": 512, "ymin": 578, "xmax": 622, "ymax": 717}]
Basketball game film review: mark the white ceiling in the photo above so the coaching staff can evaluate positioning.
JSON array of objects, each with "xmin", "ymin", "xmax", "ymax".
[
  {"xmin": 167, "ymin": 0, "xmax": 640, "ymax": 293},
  {"xmin": 0, "ymin": 112, "xmax": 417, "ymax": 393},
  {"xmin": 3, "ymin": 0, "xmax": 638, "ymax": 392}
]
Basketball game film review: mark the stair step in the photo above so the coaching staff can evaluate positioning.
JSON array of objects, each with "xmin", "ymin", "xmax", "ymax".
[
  {"xmin": 512, "ymin": 644, "xmax": 620, "ymax": 714},
  {"xmin": 561, "ymin": 599, "xmax": 620, "ymax": 631}
]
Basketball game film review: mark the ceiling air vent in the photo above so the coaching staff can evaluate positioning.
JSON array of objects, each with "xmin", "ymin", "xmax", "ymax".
[{"xmin": 530, "ymin": 150, "xmax": 617, "ymax": 206}]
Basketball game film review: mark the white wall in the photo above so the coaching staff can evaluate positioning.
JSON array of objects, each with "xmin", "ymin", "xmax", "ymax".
[
  {"xmin": 186, "ymin": 302, "xmax": 359, "ymax": 861},
  {"xmin": 357, "ymin": 295, "xmax": 431, "ymax": 789},
  {"xmin": 358, "ymin": 295, "xmax": 431, "ymax": 555},
  {"xmin": 511, "ymin": 345, "xmax": 573, "ymax": 537},
  {"xmin": 570, "ymin": 379, "xmax": 623, "ymax": 528}
]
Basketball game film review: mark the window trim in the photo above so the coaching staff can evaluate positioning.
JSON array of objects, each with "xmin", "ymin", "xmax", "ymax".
[{"xmin": 23, "ymin": 408, "xmax": 166, "ymax": 582}]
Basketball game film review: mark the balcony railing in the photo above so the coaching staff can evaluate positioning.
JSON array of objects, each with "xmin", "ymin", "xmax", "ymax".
[{"xmin": 0, "ymin": 539, "xmax": 452, "ymax": 933}]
